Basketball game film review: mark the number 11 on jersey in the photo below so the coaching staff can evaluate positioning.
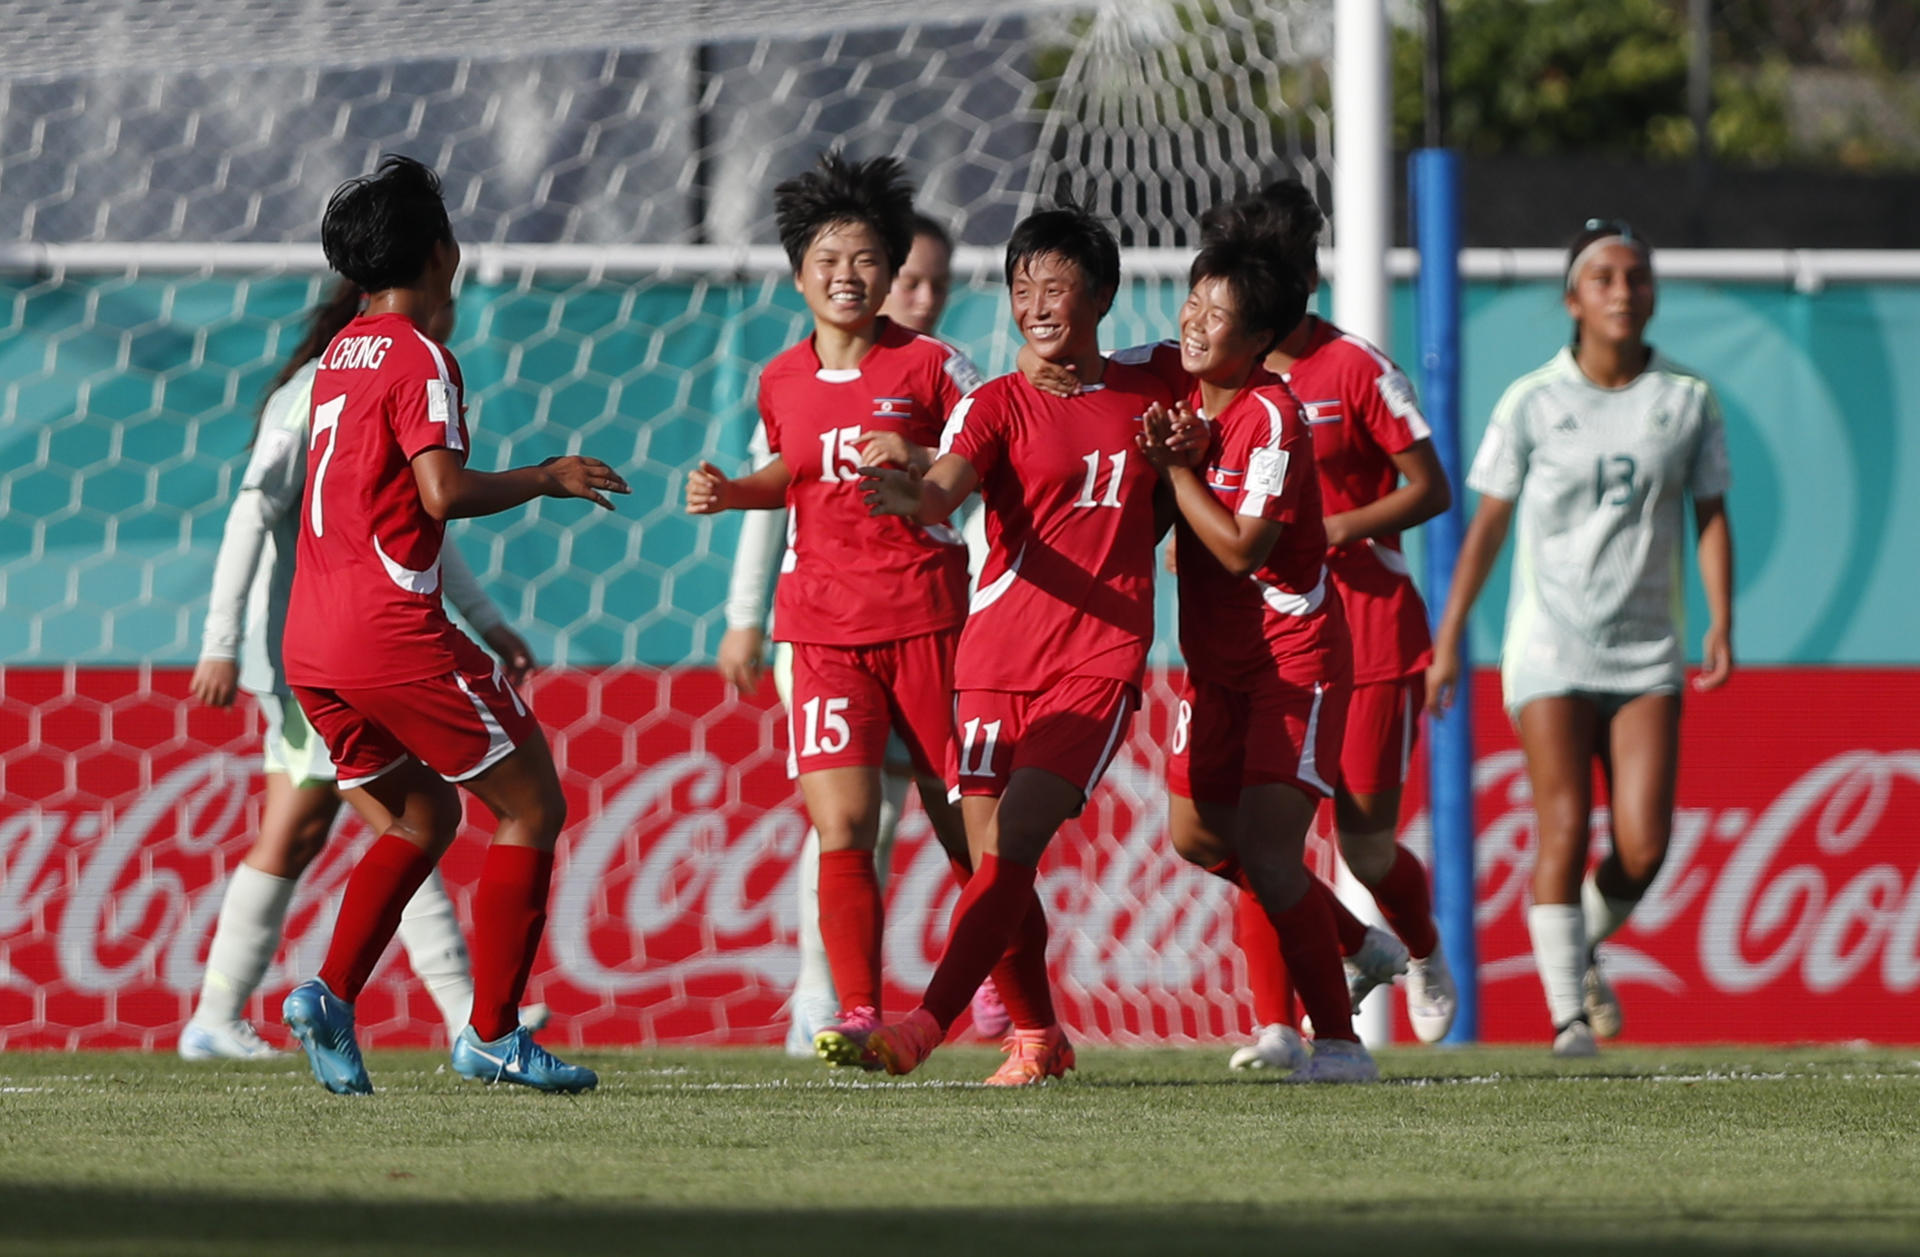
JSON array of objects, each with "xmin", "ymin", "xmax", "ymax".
[{"xmin": 1073, "ymin": 449, "xmax": 1127, "ymax": 509}]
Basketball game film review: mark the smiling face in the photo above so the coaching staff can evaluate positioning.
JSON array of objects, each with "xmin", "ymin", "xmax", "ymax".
[
  {"xmin": 795, "ymin": 219, "xmax": 893, "ymax": 334},
  {"xmin": 1565, "ymin": 241, "xmax": 1656, "ymax": 348},
  {"xmin": 1178, "ymin": 275, "xmax": 1269, "ymax": 385},
  {"xmin": 881, "ymin": 231, "xmax": 953, "ymax": 334},
  {"xmin": 1009, "ymin": 251, "xmax": 1106, "ymax": 363}
]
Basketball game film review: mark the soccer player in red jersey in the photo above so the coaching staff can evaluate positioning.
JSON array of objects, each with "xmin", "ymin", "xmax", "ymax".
[
  {"xmin": 847, "ymin": 205, "xmax": 1175, "ymax": 1083},
  {"xmin": 278, "ymin": 155, "xmax": 628, "ymax": 1095},
  {"xmin": 684, "ymin": 153, "xmax": 979, "ymax": 1067},
  {"xmin": 1133, "ymin": 236, "xmax": 1377, "ymax": 1083},
  {"xmin": 1202, "ymin": 183, "xmax": 1458, "ymax": 1062}
]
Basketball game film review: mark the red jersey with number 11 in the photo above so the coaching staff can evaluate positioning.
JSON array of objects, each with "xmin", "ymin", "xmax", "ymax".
[
  {"xmin": 939, "ymin": 363, "xmax": 1173, "ymax": 692},
  {"xmin": 761, "ymin": 318, "xmax": 979, "ymax": 647},
  {"xmin": 284, "ymin": 312, "xmax": 472, "ymax": 688}
]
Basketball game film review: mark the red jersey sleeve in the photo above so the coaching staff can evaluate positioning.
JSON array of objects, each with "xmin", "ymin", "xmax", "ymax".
[
  {"xmin": 1111, "ymin": 341, "xmax": 1190, "ymax": 397},
  {"xmin": 755, "ymin": 370, "xmax": 784, "ymax": 458},
  {"xmin": 938, "ymin": 388, "xmax": 1002, "ymax": 480},
  {"xmin": 390, "ymin": 335, "xmax": 468, "ymax": 463},
  {"xmin": 1347, "ymin": 344, "xmax": 1431, "ymax": 456},
  {"xmin": 1235, "ymin": 388, "xmax": 1315, "ymax": 525}
]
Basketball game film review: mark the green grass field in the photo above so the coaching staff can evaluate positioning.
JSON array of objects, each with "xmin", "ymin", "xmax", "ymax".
[{"xmin": 4, "ymin": 1044, "xmax": 1918, "ymax": 1256}]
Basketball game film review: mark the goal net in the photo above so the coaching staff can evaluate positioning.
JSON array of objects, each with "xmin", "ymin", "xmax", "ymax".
[{"xmin": 0, "ymin": 0, "xmax": 1353, "ymax": 1049}]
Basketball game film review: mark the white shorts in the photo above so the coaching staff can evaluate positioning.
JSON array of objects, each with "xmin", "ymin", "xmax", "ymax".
[{"xmin": 257, "ymin": 690, "xmax": 337, "ymax": 786}]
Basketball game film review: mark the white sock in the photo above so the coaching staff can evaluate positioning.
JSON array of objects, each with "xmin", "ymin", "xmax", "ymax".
[
  {"xmin": 194, "ymin": 863, "xmax": 296, "ymax": 1026},
  {"xmin": 395, "ymin": 868, "xmax": 473, "ymax": 1037},
  {"xmin": 1582, "ymin": 872, "xmax": 1637, "ymax": 949},
  {"xmin": 792, "ymin": 828, "xmax": 837, "ymax": 1014},
  {"xmin": 1527, "ymin": 904, "xmax": 1588, "ymax": 1028},
  {"xmin": 872, "ymin": 770, "xmax": 910, "ymax": 889}
]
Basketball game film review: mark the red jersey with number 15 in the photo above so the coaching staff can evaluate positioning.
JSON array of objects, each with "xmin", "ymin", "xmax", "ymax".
[
  {"xmin": 1285, "ymin": 318, "xmax": 1434, "ymax": 684},
  {"xmin": 939, "ymin": 363, "xmax": 1173, "ymax": 692},
  {"xmin": 283, "ymin": 312, "xmax": 472, "ymax": 689},
  {"xmin": 761, "ymin": 318, "xmax": 980, "ymax": 647}
]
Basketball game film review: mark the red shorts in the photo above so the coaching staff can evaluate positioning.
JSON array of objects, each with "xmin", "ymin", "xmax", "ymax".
[
  {"xmin": 1168, "ymin": 673, "xmax": 1348, "ymax": 805},
  {"xmin": 953, "ymin": 676, "xmax": 1138, "ymax": 804},
  {"xmin": 1341, "ymin": 675, "xmax": 1424, "ymax": 795},
  {"xmin": 784, "ymin": 629, "xmax": 959, "ymax": 780},
  {"xmin": 293, "ymin": 636, "xmax": 539, "ymax": 790}
]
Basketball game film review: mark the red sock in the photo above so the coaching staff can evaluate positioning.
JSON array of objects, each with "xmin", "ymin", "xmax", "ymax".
[
  {"xmin": 924, "ymin": 853, "xmax": 1034, "ymax": 1031},
  {"xmin": 1371, "ymin": 844, "xmax": 1438, "ymax": 959},
  {"xmin": 1269, "ymin": 888, "xmax": 1357, "ymax": 1042},
  {"xmin": 1205, "ymin": 858, "xmax": 1296, "ymax": 1029},
  {"xmin": 1235, "ymin": 888, "xmax": 1298, "ymax": 1029},
  {"xmin": 990, "ymin": 889, "xmax": 1055, "ymax": 1030},
  {"xmin": 818, "ymin": 848, "xmax": 884, "ymax": 1014},
  {"xmin": 468, "ymin": 844, "xmax": 555, "ymax": 1042},
  {"xmin": 1318, "ymin": 878, "xmax": 1370, "ymax": 956},
  {"xmin": 319, "ymin": 833, "xmax": 437, "ymax": 1003}
]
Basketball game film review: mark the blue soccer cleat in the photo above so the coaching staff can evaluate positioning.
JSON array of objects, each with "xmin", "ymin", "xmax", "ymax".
[
  {"xmin": 451, "ymin": 1025, "xmax": 598, "ymax": 1094},
  {"xmin": 282, "ymin": 978, "xmax": 372, "ymax": 1096}
]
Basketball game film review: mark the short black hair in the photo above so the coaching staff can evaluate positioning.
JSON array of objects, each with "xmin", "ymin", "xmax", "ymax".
[
  {"xmin": 320, "ymin": 154, "xmax": 455, "ymax": 294},
  {"xmin": 1200, "ymin": 178, "xmax": 1323, "ymax": 277},
  {"xmin": 1003, "ymin": 202, "xmax": 1120, "ymax": 301},
  {"xmin": 908, "ymin": 212, "xmax": 954, "ymax": 256},
  {"xmin": 774, "ymin": 151, "xmax": 917, "ymax": 273},
  {"xmin": 1187, "ymin": 240, "xmax": 1310, "ymax": 358}
]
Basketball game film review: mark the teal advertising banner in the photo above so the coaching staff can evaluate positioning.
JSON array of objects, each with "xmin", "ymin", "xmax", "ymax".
[{"xmin": 2, "ymin": 273, "xmax": 1915, "ymax": 666}]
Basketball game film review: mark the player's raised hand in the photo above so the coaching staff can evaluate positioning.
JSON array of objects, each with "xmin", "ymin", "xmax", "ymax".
[
  {"xmin": 858, "ymin": 464, "xmax": 922, "ymax": 517},
  {"xmin": 1165, "ymin": 401, "xmax": 1208, "ymax": 467},
  {"xmin": 1016, "ymin": 341, "xmax": 1082, "ymax": 398},
  {"xmin": 189, "ymin": 658, "xmax": 239, "ymax": 708},
  {"xmin": 543, "ymin": 455, "xmax": 630, "ymax": 510},
  {"xmin": 685, "ymin": 460, "xmax": 731, "ymax": 514},
  {"xmin": 717, "ymin": 625, "xmax": 767, "ymax": 695},
  {"xmin": 1134, "ymin": 402, "xmax": 1181, "ymax": 471},
  {"xmin": 482, "ymin": 624, "xmax": 538, "ymax": 687},
  {"xmin": 1694, "ymin": 622, "xmax": 1734, "ymax": 692}
]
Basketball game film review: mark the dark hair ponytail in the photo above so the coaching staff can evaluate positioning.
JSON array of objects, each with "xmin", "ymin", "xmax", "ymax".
[{"xmin": 265, "ymin": 278, "xmax": 362, "ymax": 398}]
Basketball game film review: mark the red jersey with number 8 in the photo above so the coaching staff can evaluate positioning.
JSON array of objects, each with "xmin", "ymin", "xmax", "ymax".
[
  {"xmin": 284, "ymin": 312, "xmax": 472, "ymax": 688},
  {"xmin": 939, "ymin": 363, "xmax": 1173, "ymax": 692},
  {"xmin": 761, "ymin": 318, "xmax": 980, "ymax": 647}
]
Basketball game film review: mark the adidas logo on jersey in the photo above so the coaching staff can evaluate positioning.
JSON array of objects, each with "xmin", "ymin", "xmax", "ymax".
[{"xmin": 1554, "ymin": 414, "xmax": 1580, "ymax": 433}]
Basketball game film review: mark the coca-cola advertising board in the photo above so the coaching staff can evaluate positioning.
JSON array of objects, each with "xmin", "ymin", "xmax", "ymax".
[{"xmin": 2, "ymin": 666, "xmax": 1915, "ymax": 1049}]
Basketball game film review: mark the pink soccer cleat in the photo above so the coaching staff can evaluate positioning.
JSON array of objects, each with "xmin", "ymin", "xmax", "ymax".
[
  {"xmin": 812, "ymin": 1005, "xmax": 884, "ymax": 1071},
  {"xmin": 984, "ymin": 1024, "xmax": 1076, "ymax": 1086},
  {"xmin": 970, "ymin": 979, "xmax": 1012, "ymax": 1039},
  {"xmin": 863, "ymin": 1008, "xmax": 944, "ymax": 1077}
]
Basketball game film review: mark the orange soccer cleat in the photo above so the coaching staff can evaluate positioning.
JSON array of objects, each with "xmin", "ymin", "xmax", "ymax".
[
  {"xmin": 864, "ymin": 1007, "xmax": 944, "ymax": 1077},
  {"xmin": 984, "ymin": 1024, "xmax": 1076, "ymax": 1086}
]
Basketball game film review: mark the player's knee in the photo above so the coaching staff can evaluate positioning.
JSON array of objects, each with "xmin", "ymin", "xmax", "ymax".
[{"xmin": 1338, "ymin": 828, "xmax": 1397, "ymax": 885}]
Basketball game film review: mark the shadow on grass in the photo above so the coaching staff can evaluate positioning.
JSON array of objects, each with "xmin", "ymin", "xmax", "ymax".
[{"xmin": 2, "ymin": 1183, "xmax": 1912, "ymax": 1257}]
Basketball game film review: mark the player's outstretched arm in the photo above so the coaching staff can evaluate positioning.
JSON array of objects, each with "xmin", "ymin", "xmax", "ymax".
[
  {"xmin": 857, "ymin": 452, "xmax": 977, "ymax": 525},
  {"xmin": 1138, "ymin": 402, "xmax": 1278, "ymax": 578},
  {"xmin": 413, "ymin": 448, "xmax": 629, "ymax": 520},
  {"xmin": 1425, "ymin": 493, "xmax": 1514, "ymax": 714},
  {"xmin": 686, "ymin": 457, "xmax": 790, "ymax": 514}
]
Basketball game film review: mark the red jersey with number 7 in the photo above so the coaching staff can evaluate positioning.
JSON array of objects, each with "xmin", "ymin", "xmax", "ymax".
[
  {"xmin": 761, "ymin": 318, "xmax": 980, "ymax": 647},
  {"xmin": 938, "ymin": 363, "xmax": 1173, "ymax": 692},
  {"xmin": 1285, "ymin": 318, "xmax": 1433, "ymax": 684},
  {"xmin": 283, "ymin": 311, "xmax": 473, "ymax": 688}
]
